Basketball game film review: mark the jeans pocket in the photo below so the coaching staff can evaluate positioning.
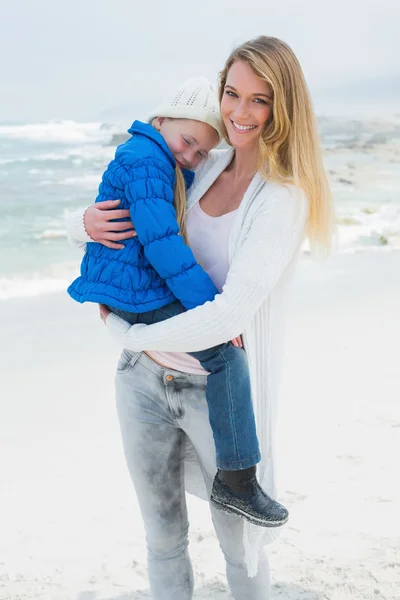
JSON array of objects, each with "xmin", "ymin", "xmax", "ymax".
[{"xmin": 116, "ymin": 348, "xmax": 141, "ymax": 374}]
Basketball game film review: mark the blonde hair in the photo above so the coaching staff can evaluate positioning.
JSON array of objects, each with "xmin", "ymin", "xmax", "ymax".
[
  {"xmin": 173, "ymin": 166, "xmax": 187, "ymax": 243},
  {"xmin": 219, "ymin": 36, "xmax": 334, "ymax": 255},
  {"xmin": 151, "ymin": 118, "xmax": 188, "ymax": 243}
]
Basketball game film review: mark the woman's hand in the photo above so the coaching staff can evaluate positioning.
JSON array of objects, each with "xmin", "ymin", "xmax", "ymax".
[
  {"xmin": 84, "ymin": 199, "xmax": 136, "ymax": 249},
  {"xmin": 99, "ymin": 304, "xmax": 111, "ymax": 323},
  {"xmin": 231, "ymin": 336, "xmax": 243, "ymax": 348}
]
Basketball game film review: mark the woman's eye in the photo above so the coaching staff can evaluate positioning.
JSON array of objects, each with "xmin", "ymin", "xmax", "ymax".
[
  {"xmin": 225, "ymin": 90, "xmax": 238, "ymax": 98},
  {"xmin": 254, "ymin": 98, "xmax": 268, "ymax": 105}
]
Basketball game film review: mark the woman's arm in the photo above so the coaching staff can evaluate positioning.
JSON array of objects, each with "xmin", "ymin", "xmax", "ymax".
[
  {"xmin": 65, "ymin": 200, "xmax": 136, "ymax": 251},
  {"xmin": 66, "ymin": 208, "xmax": 93, "ymax": 250},
  {"xmin": 106, "ymin": 185, "xmax": 308, "ymax": 352},
  {"xmin": 65, "ymin": 150, "xmax": 227, "ymax": 251}
]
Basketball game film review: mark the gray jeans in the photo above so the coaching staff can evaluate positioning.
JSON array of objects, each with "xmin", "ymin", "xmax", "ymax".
[{"xmin": 115, "ymin": 351, "xmax": 271, "ymax": 600}]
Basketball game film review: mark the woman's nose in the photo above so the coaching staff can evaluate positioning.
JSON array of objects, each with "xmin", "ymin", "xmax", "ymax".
[{"xmin": 233, "ymin": 100, "xmax": 250, "ymax": 121}]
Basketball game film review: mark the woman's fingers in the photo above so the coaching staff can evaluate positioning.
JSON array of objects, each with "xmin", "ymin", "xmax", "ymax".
[
  {"xmin": 101, "ymin": 239, "xmax": 125, "ymax": 250},
  {"xmin": 107, "ymin": 219, "xmax": 134, "ymax": 231},
  {"xmin": 101, "ymin": 209, "xmax": 132, "ymax": 221},
  {"xmin": 99, "ymin": 303, "xmax": 111, "ymax": 322},
  {"xmin": 96, "ymin": 199, "xmax": 121, "ymax": 210},
  {"xmin": 106, "ymin": 230, "xmax": 136, "ymax": 241}
]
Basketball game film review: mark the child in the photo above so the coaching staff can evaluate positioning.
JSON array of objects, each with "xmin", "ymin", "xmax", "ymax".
[{"xmin": 68, "ymin": 77, "xmax": 288, "ymax": 527}]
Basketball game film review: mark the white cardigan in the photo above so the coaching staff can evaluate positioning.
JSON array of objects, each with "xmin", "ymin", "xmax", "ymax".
[{"xmin": 66, "ymin": 148, "xmax": 308, "ymax": 576}]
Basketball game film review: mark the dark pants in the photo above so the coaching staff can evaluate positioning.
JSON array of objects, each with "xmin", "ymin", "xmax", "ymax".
[{"xmin": 111, "ymin": 301, "xmax": 260, "ymax": 470}]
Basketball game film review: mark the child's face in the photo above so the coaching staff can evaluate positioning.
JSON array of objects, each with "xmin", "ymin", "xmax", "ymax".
[{"xmin": 157, "ymin": 118, "xmax": 219, "ymax": 170}]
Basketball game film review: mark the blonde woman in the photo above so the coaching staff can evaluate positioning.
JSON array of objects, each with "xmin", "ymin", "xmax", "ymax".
[
  {"xmin": 67, "ymin": 36, "xmax": 333, "ymax": 600},
  {"xmin": 67, "ymin": 77, "xmax": 288, "ymax": 528}
]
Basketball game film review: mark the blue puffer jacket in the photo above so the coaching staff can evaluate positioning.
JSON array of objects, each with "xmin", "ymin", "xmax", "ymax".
[{"xmin": 68, "ymin": 121, "xmax": 218, "ymax": 312}]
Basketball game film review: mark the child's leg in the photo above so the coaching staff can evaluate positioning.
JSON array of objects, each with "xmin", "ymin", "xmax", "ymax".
[
  {"xmin": 109, "ymin": 307, "xmax": 141, "ymax": 325},
  {"xmin": 190, "ymin": 343, "xmax": 288, "ymax": 528},
  {"xmin": 109, "ymin": 300, "xmax": 184, "ymax": 326},
  {"xmin": 190, "ymin": 343, "xmax": 260, "ymax": 471}
]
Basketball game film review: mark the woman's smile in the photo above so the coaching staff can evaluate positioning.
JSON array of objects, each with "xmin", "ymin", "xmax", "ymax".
[{"xmin": 230, "ymin": 120, "xmax": 258, "ymax": 133}]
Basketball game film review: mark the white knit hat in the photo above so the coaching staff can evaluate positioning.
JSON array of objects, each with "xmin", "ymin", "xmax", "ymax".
[{"xmin": 147, "ymin": 76, "xmax": 222, "ymax": 140}]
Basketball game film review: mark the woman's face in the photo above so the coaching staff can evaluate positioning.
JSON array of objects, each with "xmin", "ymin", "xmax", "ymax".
[{"xmin": 221, "ymin": 60, "xmax": 273, "ymax": 151}]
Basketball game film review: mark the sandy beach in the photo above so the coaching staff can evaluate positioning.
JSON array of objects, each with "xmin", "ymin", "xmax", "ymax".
[{"xmin": 0, "ymin": 250, "xmax": 399, "ymax": 600}]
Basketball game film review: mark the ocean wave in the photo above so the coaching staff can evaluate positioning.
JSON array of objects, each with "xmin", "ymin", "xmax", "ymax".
[
  {"xmin": 33, "ymin": 229, "xmax": 67, "ymax": 241},
  {"xmin": 58, "ymin": 174, "xmax": 100, "ymax": 189},
  {"xmin": 0, "ymin": 120, "xmax": 116, "ymax": 144},
  {"xmin": 0, "ymin": 144, "xmax": 114, "ymax": 167},
  {"xmin": 0, "ymin": 261, "xmax": 80, "ymax": 301}
]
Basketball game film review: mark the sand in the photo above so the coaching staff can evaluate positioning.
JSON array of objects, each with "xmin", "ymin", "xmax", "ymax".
[{"xmin": 0, "ymin": 251, "xmax": 399, "ymax": 599}]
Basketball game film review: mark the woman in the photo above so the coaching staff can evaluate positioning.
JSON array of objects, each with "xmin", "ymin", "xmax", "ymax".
[{"xmin": 67, "ymin": 36, "xmax": 333, "ymax": 600}]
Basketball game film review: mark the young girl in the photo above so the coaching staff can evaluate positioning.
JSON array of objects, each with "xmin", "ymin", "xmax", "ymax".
[{"xmin": 68, "ymin": 76, "xmax": 288, "ymax": 528}]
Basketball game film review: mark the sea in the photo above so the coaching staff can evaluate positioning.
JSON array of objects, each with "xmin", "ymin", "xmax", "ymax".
[{"xmin": 1, "ymin": 116, "xmax": 399, "ymax": 301}]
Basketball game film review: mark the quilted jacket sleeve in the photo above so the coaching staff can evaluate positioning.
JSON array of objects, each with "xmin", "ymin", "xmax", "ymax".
[{"xmin": 121, "ymin": 160, "xmax": 218, "ymax": 310}]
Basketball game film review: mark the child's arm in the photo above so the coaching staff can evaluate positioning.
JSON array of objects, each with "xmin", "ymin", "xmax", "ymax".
[{"xmin": 122, "ymin": 159, "xmax": 218, "ymax": 310}]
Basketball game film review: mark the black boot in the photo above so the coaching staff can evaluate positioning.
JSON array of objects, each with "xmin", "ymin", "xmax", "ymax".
[{"xmin": 210, "ymin": 467, "xmax": 288, "ymax": 527}]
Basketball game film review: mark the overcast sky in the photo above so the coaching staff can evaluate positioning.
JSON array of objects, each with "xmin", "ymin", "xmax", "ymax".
[{"xmin": 0, "ymin": 0, "xmax": 398, "ymax": 122}]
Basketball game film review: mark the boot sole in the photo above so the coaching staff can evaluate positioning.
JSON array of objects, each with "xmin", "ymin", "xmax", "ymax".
[{"xmin": 210, "ymin": 496, "xmax": 288, "ymax": 528}]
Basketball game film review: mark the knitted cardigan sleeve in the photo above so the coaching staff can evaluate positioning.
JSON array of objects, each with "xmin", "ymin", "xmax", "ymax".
[
  {"xmin": 105, "ymin": 185, "xmax": 308, "ymax": 352},
  {"xmin": 65, "ymin": 209, "xmax": 92, "ymax": 250}
]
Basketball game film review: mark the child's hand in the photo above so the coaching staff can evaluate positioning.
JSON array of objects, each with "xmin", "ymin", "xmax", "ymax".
[
  {"xmin": 99, "ymin": 304, "xmax": 111, "ymax": 323},
  {"xmin": 231, "ymin": 336, "xmax": 243, "ymax": 348}
]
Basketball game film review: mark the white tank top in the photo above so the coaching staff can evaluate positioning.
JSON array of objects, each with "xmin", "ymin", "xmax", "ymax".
[{"xmin": 149, "ymin": 201, "xmax": 237, "ymax": 374}]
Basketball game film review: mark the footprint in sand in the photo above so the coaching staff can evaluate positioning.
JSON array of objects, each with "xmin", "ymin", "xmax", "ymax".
[{"xmin": 285, "ymin": 490, "xmax": 308, "ymax": 502}]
